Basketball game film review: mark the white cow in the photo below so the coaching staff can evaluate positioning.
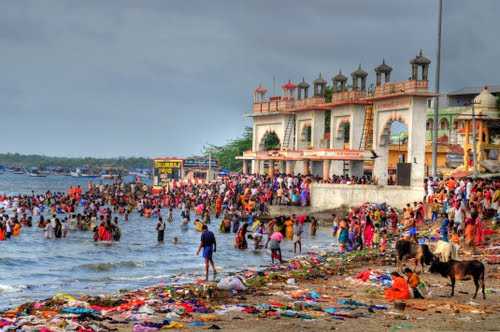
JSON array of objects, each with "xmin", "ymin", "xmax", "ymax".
[{"xmin": 433, "ymin": 240, "xmax": 460, "ymax": 262}]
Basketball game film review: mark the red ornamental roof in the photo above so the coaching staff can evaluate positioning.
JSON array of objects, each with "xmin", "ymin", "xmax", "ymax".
[
  {"xmin": 282, "ymin": 81, "xmax": 297, "ymax": 90},
  {"xmin": 254, "ymin": 85, "xmax": 267, "ymax": 94}
]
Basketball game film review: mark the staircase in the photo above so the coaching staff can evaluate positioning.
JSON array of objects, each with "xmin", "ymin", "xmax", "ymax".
[
  {"xmin": 282, "ymin": 114, "xmax": 296, "ymax": 150},
  {"xmin": 359, "ymin": 106, "xmax": 374, "ymax": 150}
]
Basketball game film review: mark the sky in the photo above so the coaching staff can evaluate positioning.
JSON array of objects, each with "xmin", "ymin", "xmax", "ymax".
[{"xmin": 1, "ymin": 0, "xmax": 499, "ymax": 157}]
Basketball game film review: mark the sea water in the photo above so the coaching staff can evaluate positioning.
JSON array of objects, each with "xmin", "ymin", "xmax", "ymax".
[{"xmin": 0, "ymin": 173, "xmax": 335, "ymax": 310}]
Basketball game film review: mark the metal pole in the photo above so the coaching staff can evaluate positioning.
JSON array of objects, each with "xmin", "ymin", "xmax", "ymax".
[
  {"xmin": 208, "ymin": 151, "xmax": 212, "ymax": 181},
  {"xmin": 471, "ymin": 103, "xmax": 478, "ymax": 177},
  {"xmin": 432, "ymin": 0, "xmax": 443, "ymax": 177}
]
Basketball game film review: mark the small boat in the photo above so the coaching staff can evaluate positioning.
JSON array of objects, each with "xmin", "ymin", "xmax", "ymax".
[
  {"xmin": 10, "ymin": 167, "xmax": 25, "ymax": 175},
  {"xmin": 129, "ymin": 169, "xmax": 151, "ymax": 179},
  {"xmin": 101, "ymin": 174, "xmax": 119, "ymax": 180},
  {"xmin": 71, "ymin": 168, "xmax": 99, "ymax": 178},
  {"xmin": 28, "ymin": 168, "xmax": 47, "ymax": 177}
]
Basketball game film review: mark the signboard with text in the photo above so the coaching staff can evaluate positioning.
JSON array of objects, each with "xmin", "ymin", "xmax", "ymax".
[{"xmin": 153, "ymin": 159, "xmax": 182, "ymax": 183}]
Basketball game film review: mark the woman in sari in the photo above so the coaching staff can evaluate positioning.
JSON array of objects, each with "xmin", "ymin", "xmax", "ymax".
[
  {"xmin": 234, "ymin": 223, "xmax": 248, "ymax": 249},
  {"xmin": 463, "ymin": 213, "xmax": 475, "ymax": 248},
  {"xmin": 473, "ymin": 213, "xmax": 484, "ymax": 247},
  {"xmin": 337, "ymin": 219, "xmax": 349, "ymax": 253},
  {"xmin": 284, "ymin": 217, "xmax": 294, "ymax": 240},
  {"xmin": 363, "ymin": 216, "xmax": 375, "ymax": 248},
  {"xmin": 384, "ymin": 272, "xmax": 410, "ymax": 301}
]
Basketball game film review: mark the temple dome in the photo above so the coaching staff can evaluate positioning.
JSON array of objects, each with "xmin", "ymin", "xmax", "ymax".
[
  {"xmin": 297, "ymin": 78, "xmax": 310, "ymax": 88},
  {"xmin": 474, "ymin": 86, "xmax": 497, "ymax": 109},
  {"xmin": 333, "ymin": 70, "xmax": 347, "ymax": 82}
]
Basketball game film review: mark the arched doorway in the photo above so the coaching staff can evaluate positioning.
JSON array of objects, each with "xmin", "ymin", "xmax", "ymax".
[
  {"xmin": 260, "ymin": 130, "xmax": 281, "ymax": 151},
  {"xmin": 300, "ymin": 125, "xmax": 312, "ymax": 146},
  {"xmin": 378, "ymin": 117, "xmax": 409, "ymax": 185},
  {"xmin": 338, "ymin": 121, "xmax": 350, "ymax": 147}
]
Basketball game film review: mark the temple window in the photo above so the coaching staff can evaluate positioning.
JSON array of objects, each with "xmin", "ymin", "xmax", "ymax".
[
  {"xmin": 426, "ymin": 119, "xmax": 433, "ymax": 130},
  {"xmin": 440, "ymin": 118, "xmax": 449, "ymax": 130}
]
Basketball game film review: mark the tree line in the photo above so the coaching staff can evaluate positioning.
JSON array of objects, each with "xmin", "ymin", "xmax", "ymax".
[{"xmin": 0, "ymin": 153, "xmax": 151, "ymax": 170}]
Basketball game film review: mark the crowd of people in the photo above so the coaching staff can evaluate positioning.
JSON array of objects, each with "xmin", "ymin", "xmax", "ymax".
[{"xmin": 0, "ymin": 173, "xmax": 498, "ymax": 289}]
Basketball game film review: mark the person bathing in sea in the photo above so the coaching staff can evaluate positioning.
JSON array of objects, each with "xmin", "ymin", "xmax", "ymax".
[
  {"xmin": 156, "ymin": 216, "xmax": 165, "ymax": 243},
  {"xmin": 196, "ymin": 224, "xmax": 217, "ymax": 281}
]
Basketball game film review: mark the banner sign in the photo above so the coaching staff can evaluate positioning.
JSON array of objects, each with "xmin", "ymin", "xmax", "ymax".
[{"xmin": 183, "ymin": 159, "xmax": 218, "ymax": 168}]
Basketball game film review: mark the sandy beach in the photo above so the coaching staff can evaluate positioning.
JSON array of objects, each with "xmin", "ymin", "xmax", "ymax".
[{"xmin": 2, "ymin": 226, "xmax": 498, "ymax": 332}]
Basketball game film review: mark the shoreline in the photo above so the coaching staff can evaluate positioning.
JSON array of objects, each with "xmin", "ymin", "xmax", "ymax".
[
  {"xmin": 2, "ymin": 242, "xmax": 499, "ymax": 331},
  {"xmin": 0, "ymin": 221, "xmax": 337, "ymax": 312}
]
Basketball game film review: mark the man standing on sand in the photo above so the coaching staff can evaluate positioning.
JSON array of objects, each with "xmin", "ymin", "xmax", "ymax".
[
  {"xmin": 196, "ymin": 224, "xmax": 217, "ymax": 281},
  {"xmin": 293, "ymin": 217, "xmax": 304, "ymax": 254}
]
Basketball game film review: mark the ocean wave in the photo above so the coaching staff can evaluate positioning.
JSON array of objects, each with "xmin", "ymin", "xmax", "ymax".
[
  {"xmin": 78, "ymin": 260, "xmax": 145, "ymax": 272},
  {"xmin": 0, "ymin": 257, "xmax": 36, "ymax": 267},
  {"xmin": 0, "ymin": 284, "xmax": 27, "ymax": 293},
  {"xmin": 110, "ymin": 274, "xmax": 171, "ymax": 281}
]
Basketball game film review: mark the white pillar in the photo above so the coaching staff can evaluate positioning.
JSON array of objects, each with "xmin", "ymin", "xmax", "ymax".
[
  {"xmin": 253, "ymin": 160, "xmax": 260, "ymax": 175},
  {"xmin": 279, "ymin": 161, "xmax": 285, "ymax": 174},
  {"xmin": 407, "ymin": 97, "xmax": 427, "ymax": 187},
  {"xmin": 322, "ymin": 160, "xmax": 330, "ymax": 180},
  {"xmin": 373, "ymin": 148, "xmax": 389, "ymax": 185},
  {"xmin": 268, "ymin": 160, "xmax": 275, "ymax": 177},
  {"xmin": 285, "ymin": 160, "xmax": 293, "ymax": 175},
  {"xmin": 303, "ymin": 160, "xmax": 310, "ymax": 175},
  {"xmin": 242, "ymin": 160, "xmax": 248, "ymax": 175}
]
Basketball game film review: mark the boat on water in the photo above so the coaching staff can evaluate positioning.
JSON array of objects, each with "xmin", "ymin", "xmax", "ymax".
[
  {"xmin": 71, "ymin": 168, "xmax": 99, "ymax": 178},
  {"xmin": 100, "ymin": 167, "xmax": 125, "ymax": 180},
  {"xmin": 28, "ymin": 168, "xmax": 48, "ymax": 177},
  {"xmin": 52, "ymin": 167, "xmax": 70, "ymax": 176},
  {"xmin": 129, "ymin": 169, "xmax": 151, "ymax": 179},
  {"xmin": 101, "ymin": 174, "xmax": 119, "ymax": 180},
  {"xmin": 9, "ymin": 167, "xmax": 25, "ymax": 175}
]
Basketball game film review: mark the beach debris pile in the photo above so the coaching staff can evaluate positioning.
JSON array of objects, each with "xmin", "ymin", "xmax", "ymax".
[{"xmin": 0, "ymin": 250, "xmax": 387, "ymax": 331}]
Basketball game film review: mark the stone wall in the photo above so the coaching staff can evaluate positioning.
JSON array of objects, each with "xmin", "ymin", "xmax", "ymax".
[{"xmin": 310, "ymin": 183, "xmax": 425, "ymax": 210}]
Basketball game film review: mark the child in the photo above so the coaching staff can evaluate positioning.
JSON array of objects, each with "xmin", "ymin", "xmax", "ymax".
[
  {"xmin": 379, "ymin": 229, "xmax": 388, "ymax": 253},
  {"xmin": 439, "ymin": 212, "xmax": 449, "ymax": 242},
  {"xmin": 431, "ymin": 199, "xmax": 441, "ymax": 222},
  {"xmin": 403, "ymin": 268, "xmax": 424, "ymax": 299},
  {"xmin": 167, "ymin": 207, "xmax": 174, "ymax": 223}
]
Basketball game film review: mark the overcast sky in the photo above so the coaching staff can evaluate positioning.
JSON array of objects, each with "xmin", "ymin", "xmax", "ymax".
[{"xmin": 1, "ymin": 0, "xmax": 499, "ymax": 157}]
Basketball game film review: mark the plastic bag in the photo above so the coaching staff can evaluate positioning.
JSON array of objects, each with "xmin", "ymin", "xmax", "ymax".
[{"xmin": 216, "ymin": 277, "xmax": 247, "ymax": 291}]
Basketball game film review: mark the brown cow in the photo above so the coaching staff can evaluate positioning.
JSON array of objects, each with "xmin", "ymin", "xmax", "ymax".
[{"xmin": 429, "ymin": 259, "xmax": 486, "ymax": 299}]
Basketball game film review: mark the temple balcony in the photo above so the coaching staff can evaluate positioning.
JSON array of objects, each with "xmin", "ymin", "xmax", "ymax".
[
  {"xmin": 252, "ymin": 96, "xmax": 325, "ymax": 114},
  {"xmin": 374, "ymin": 80, "xmax": 429, "ymax": 97},
  {"xmin": 331, "ymin": 90, "xmax": 367, "ymax": 104}
]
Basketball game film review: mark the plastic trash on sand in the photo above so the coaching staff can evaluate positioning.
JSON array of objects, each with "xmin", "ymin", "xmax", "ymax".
[{"xmin": 217, "ymin": 276, "xmax": 247, "ymax": 291}]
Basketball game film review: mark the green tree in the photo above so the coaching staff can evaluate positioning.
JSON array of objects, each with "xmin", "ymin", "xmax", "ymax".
[
  {"xmin": 324, "ymin": 85, "xmax": 333, "ymax": 103},
  {"xmin": 0, "ymin": 153, "xmax": 151, "ymax": 170},
  {"xmin": 262, "ymin": 131, "xmax": 281, "ymax": 150},
  {"xmin": 203, "ymin": 127, "xmax": 253, "ymax": 172}
]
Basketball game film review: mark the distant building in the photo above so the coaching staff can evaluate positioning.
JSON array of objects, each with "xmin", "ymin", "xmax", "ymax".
[
  {"xmin": 426, "ymin": 85, "xmax": 500, "ymax": 145},
  {"xmin": 425, "ymin": 86, "xmax": 500, "ymax": 172}
]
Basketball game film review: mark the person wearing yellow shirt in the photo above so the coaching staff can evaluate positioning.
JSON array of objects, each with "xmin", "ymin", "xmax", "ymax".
[
  {"xmin": 284, "ymin": 217, "xmax": 294, "ymax": 240},
  {"xmin": 12, "ymin": 222, "xmax": 22, "ymax": 237}
]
